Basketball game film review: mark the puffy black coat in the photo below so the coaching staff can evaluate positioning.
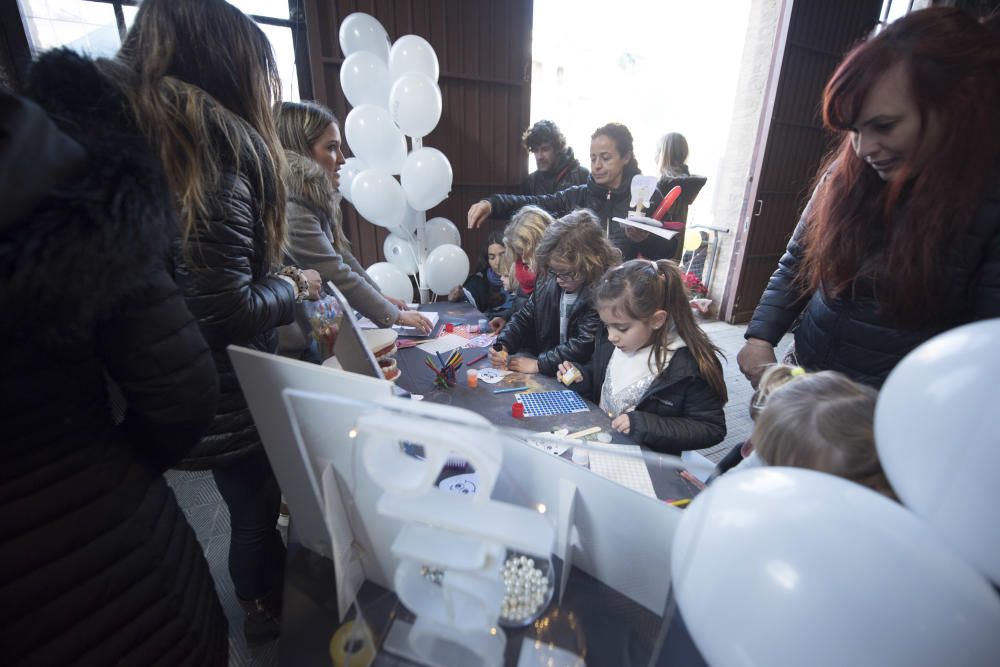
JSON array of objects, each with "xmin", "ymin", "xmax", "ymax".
[
  {"xmin": 655, "ymin": 170, "xmax": 707, "ymax": 260},
  {"xmin": 574, "ymin": 331, "xmax": 727, "ymax": 453},
  {"xmin": 1, "ymin": 53, "xmax": 227, "ymax": 665},
  {"xmin": 170, "ymin": 93, "xmax": 298, "ymax": 468},
  {"xmin": 489, "ymin": 163, "xmax": 675, "ymax": 261},
  {"xmin": 746, "ymin": 176, "xmax": 1000, "ymax": 387},
  {"xmin": 496, "ymin": 276, "xmax": 601, "ymax": 376},
  {"xmin": 522, "ymin": 147, "xmax": 590, "ymax": 196}
]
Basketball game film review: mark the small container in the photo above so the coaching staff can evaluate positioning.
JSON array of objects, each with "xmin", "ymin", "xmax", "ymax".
[
  {"xmin": 571, "ymin": 447, "xmax": 590, "ymax": 467},
  {"xmin": 560, "ymin": 365, "xmax": 581, "ymax": 386},
  {"xmin": 466, "ymin": 369, "xmax": 478, "ymax": 388},
  {"xmin": 512, "ymin": 401, "xmax": 525, "ymax": 419},
  {"xmin": 468, "ymin": 323, "xmax": 480, "ymax": 334},
  {"xmin": 596, "ymin": 432, "xmax": 613, "ymax": 444},
  {"xmin": 478, "ymin": 318, "xmax": 489, "ymax": 332},
  {"xmin": 493, "ymin": 343, "xmax": 508, "ymax": 369},
  {"xmin": 444, "ymin": 322, "xmax": 455, "ymax": 333}
]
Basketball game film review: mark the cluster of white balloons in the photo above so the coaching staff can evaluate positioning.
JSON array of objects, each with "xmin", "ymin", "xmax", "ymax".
[
  {"xmin": 337, "ymin": 13, "xmax": 468, "ymax": 301},
  {"xmin": 670, "ymin": 319, "xmax": 1000, "ymax": 667}
]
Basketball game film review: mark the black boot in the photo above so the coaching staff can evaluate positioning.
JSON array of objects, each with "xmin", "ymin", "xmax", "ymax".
[{"xmin": 238, "ymin": 586, "xmax": 282, "ymax": 644}]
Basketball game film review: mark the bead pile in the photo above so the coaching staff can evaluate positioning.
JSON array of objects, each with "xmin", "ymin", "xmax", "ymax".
[{"xmin": 500, "ymin": 555, "xmax": 551, "ymax": 624}]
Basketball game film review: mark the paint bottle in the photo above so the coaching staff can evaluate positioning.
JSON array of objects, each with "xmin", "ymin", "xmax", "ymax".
[{"xmin": 466, "ymin": 369, "xmax": 478, "ymax": 388}]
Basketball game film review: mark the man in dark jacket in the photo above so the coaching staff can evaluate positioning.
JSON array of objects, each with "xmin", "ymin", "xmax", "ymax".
[{"xmin": 521, "ymin": 120, "xmax": 589, "ymax": 195}]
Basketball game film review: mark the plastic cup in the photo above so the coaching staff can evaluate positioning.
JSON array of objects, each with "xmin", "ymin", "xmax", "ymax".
[
  {"xmin": 512, "ymin": 401, "xmax": 524, "ymax": 419},
  {"xmin": 466, "ymin": 369, "xmax": 478, "ymax": 388}
]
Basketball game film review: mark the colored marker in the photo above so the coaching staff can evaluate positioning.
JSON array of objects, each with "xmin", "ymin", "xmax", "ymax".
[{"xmin": 493, "ymin": 386, "xmax": 529, "ymax": 394}]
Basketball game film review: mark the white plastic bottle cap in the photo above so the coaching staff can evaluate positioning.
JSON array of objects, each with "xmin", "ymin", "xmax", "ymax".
[{"xmin": 571, "ymin": 448, "xmax": 590, "ymax": 466}]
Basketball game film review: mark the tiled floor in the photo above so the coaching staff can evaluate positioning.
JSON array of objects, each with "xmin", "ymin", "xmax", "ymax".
[{"xmin": 165, "ymin": 319, "xmax": 786, "ymax": 666}]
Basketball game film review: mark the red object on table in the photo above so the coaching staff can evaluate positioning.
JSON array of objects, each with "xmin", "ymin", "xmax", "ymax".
[
  {"xmin": 444, "ymin": 323, "xmax": 455, "ymax": 333},
  {"xmin": 511, "ymin": 401, "xmax": 524, "ymax": 419}
]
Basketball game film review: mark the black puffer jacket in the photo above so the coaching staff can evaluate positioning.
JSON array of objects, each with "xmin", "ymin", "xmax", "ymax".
[
  {"xmin": 574, "ymin": 331, "xmax": 727, "ymax": 453},
  {"xmin": 489, "ymin": 163, "xmax": 674, "ymax": 261},
  {"xmin": 171, "ymin": 90, "xmax": 298, "ymax": 469},
  {"xmin": 522, "ymin": 147, "xmax": 589, "ymax": 195},
  {"xmin": 1, "ymin": 53, "xmax": 227, "ymax": 665},
  {"xmin": 496, "ymin": 276, "xmax": 601, "ymax": 376},
  {"xmin": 746, "ymin": 175, "xmax": 1000, "ymax": 387}
]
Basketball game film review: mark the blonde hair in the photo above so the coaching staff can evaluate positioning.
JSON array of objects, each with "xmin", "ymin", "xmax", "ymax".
[
  {"xmin": 503, "ymin": 205, "xmax": 553, "ymax": 291},
  {"xmin": 113, "ymin": 0, "xmax": 287, "ymax": 266},
  {"xmin": 594, "ymin": 259, "xmax": 727, "ymax": 401},
  {"xmin": 655, "ymin": 132, "xmax": 689, "ymax": 179},
  {"xmin": 749, "ymin": 364, "xmax": 804, "ymax": 421},
  {"xmin": 753, "ymin": 371, "xmax": 896, "ymax": 499},
  {"xmin": 274, "ymin": 100, "xmax": 350, "ymax": 253},
  {"xmin": 535, "ymin": 210, "xmax": 623, "ymax": 288}
]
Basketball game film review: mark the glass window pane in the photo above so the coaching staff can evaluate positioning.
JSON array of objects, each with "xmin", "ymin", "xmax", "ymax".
[
  {"xmin": 123, "ymin": 4, "xmax": 138, "ymax": 31},
  {"xmin": 227, "ymin": 0, "xmax": 289, "ymax": 20},
  {"xmin": 18, "ymin": 0, "xmax": 121, "ymax": 57},
  {"xmin": 260, "ymin": 23, "xmax": 300, "ymax": 102}
]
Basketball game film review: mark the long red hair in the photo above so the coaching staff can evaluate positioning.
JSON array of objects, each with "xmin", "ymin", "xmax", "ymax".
[{"xmin": 801, "ymin": 7, "xmax": 1000, "ymax": 326}]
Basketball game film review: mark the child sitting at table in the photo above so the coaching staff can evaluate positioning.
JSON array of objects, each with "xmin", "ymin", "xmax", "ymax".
[
  {"xmin": 448, "ymin": 230, "xmax": 512, "ymax": 319},
  {"xmin": 737, "ymin": 367, "xmax": 897, "ymax": 499},
  {"xmin": 558, "ymin": 259, "xmax": 727, "ymax": 453},
  {"xmin": 488, "ymin": 205, "xmax": 554, "ymax": 332},
  {"xmin": 490, "ymin": 210, "xmax": 619, "ymax": 375}
]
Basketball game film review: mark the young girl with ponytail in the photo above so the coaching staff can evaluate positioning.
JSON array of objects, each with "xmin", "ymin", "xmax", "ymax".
[{"xmin": 558, "ymin": 259, "xmax": 728, "ymax": 453}]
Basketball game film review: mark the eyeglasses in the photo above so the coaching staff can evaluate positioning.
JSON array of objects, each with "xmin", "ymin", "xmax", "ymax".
[{"xmin": 549, "ymin": 269, "xmax": 580, "ymax": 281}]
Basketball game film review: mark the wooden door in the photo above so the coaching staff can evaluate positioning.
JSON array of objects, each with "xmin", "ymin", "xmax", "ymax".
[
  {"xmin": 302, "ymin": 0, "xmax": 533, "ymax": 271},
  {"xmin": 720, "ymin": 0, "xmax": 884, "ymax": 323}
]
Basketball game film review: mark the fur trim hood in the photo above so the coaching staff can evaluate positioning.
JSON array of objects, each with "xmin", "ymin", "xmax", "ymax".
[
  {"xmin": 284, "ymin": 149, "xmax": 338, "ymax": 217},
  {"xmin": 0, "ymin": 49, "xmax": 177, "ymax": 347}
]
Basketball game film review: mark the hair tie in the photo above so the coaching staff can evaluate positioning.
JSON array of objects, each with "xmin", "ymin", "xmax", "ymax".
[{"xmin": 789, "ymin": 366, "xmax": 806, "ymax": 377}]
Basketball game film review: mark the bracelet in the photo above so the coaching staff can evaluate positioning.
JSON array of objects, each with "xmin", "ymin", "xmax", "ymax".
[{"xmin": 278, "ymin": 265, "xmax": 310, "ymax": 301}]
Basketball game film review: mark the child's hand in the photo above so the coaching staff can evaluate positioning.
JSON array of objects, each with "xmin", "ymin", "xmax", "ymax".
[
  {"xmin": 557, "ymin": 361, "xmax": 582, "ymax": 384},
  {"xmin": 488, "ymin": 345, "xmax": 508, "ymax": 368},
  {"xmin": 489, "ymin": 316, "xmax": 506, "ymax": 333},
  {"xmin": 508, "ymin": 357, "xmax": 539, "ymax": 374},
  {"xmin": 611, "ymin": 413, "xmax": 631, "ymax": 434}
]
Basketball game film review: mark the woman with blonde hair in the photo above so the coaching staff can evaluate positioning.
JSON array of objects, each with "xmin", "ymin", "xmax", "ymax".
[
  {"xmin": 107, "ymin": 0, "xmax": 322, "ymax": 641},
  {"xmin": 274, "ymin": 100, "xmax": 431, "ymax": 359},
  {"xmin": 653, "ymin": 132, "xmax": 707, "ymax": 260}
]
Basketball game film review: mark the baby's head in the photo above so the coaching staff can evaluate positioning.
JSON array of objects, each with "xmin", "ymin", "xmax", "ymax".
[
  {"xmin": 754, "ymin": 370, "xmax": 895, "ymax": 499},
  {"xmin": 534, "ymin": 210, "xmax": 622, "ymax": 294}
]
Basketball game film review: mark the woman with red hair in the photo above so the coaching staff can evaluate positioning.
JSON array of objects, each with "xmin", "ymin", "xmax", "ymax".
[{"xmin": 738, "ymin": 7, "xmax": 1000, "ymax": 388}]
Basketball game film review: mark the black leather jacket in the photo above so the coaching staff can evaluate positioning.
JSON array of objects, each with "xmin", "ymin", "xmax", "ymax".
[
  {"xmin": 489, "ymin": 164, "xmax": 675, "ymax": 261},
  {"xmin": 574, "ymin": 331, "xmax": 727, "ymax": 453},
  {"xmin": 496, "ymin": 276, "xmax": 601, "ymax": 376},
  {"xmin": 746, "ymin": 176, "xmax": 1000, "ymax": 387}
]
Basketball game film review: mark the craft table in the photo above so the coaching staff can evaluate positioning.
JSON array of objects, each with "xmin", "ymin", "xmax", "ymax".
[{"xmin": 278, "ymin": 301, "xmax": 708, "ymax": 666}]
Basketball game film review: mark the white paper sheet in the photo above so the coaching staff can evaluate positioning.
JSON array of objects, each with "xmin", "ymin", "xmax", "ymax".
[
  {"xmin": 681, "ymin": 449, "xmax": 715, "ymax": 483},
  {"xmin": 356, "ymin": 310, "xmax": 440, "ymax": 335},
  {"xmin": 415, "ymin": 333, "xmax": 469, "ymax": 355},
  {"xmin": 613, "ymin": 216, "xmax": 679, "ymax": 240},
  {"xmin": 588, "ymin": 443, "xmax": 657, "ymax": 498}
]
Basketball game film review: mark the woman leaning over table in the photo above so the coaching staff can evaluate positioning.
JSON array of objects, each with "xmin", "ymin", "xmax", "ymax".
[
  {"xmin": 737, "ymin": 7, "xmax": 1000, "ymax": 389},
  {"xmin": 274, "ymin": 100, "xmax": 431, "ymax": 360},
  {"xmin": 105, "ymin": 0, "xmax": 323, "ymax": 641}
]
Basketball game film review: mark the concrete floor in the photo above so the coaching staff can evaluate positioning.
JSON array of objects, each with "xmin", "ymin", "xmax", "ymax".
[{"xmin": 165, "ymin": 318, "xmax": 782, "ymax": 665}]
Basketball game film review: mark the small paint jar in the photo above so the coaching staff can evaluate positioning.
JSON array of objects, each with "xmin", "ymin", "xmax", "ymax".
[
  {"xmin": 512, "ymin": 401, "xmax": 525, "ymax": 419},
  {"xmin": 445, "ymin": 322, "xmax": 455, "ymax": 333},
  {"xmin": 466, "ymin": 369, "xmax": 478, "ymax": 388},
  {"xmin": 560, "ymin": 365, "xmax": 581, "ymax": 386},
  {"xmin": 478, "ymin": 318, "xmax": 489, "ymax": 332}
]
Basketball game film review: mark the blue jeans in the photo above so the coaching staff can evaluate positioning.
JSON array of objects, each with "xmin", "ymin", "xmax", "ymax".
[{"xmin": 212, "ymin": 448, "xmax": 285, "ymax": 600}]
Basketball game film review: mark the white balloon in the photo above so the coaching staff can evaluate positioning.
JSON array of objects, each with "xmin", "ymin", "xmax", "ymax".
[
  {"xmin": 351, "ymin": 168, "xmax": 406, "ymax": 229},
  {"xmin": 344, "ymin": 104, "xmax": 407, "ymax": 174},
  {"xmin": 389, "ymin": 34, "xmax": 440, "ymax": 82},
  {"xmin": 395, "ymin": 205, "xmax": 420, "ymax": 237},
  {"xmin": 401, "ymin": 147, "xmax": 452, "ymax": 211},
  {"xmin": 875, "ymin": 319, "xmax": 1000, "ymax": 585},
  {"xmin": 338, "ymin": 13, "xmax": 390, "ymax": 63},
  {"xmin": 672, "ymin": 467, "xmax": 1000, "ymax": 667},
  {"xmin": 340, "ymin": 51, "xmax": 390, "ymax": 109},
  {"xmin": 383, "ymin": 232, "xmax": 419, "ymax": 275},
  {"xmin": 423, "ymin": 243, "xmax": 469, "ymax": 295},
  {"xmin": 337, "ymin": 156, "xmax": 367, "ymax": 203},
  {"xmin": 389, "ymin": 72, "xmax": 442, "ymax": 139},
  {"xmin": 422, "ymin": 217, "xmax": 460, "ymax": 250},
  {"xmin": 366, "ymin": 262, "xmax": 413, "ymax": 303}
]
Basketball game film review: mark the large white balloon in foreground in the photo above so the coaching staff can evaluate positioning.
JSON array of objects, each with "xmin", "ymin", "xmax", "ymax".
[
  {"xmin": 389, "ymin": 34, "xmax": 440, "ymax": 82},
  {"xmin": 389, "ymin": 72, "xmax": 442, "ymax": 139},
  {"xmin": 351, "ymin": 168, "xmax": 406, "ymax": 230},
  {"xmin": 875, "ymin": 318, "xmax": 1000, "ymax": 585},
  {"xmin": 339, "ymin": 12, "xmax": 390, "ymax": 63},
  {"xmin": 423, "ymin": 244, "xmax": 469, "ymax": 295},
  {"xmin": 344, "ymin": 104, "xmax": 407, "ymax": 175},
  {"xmin": 672, "ymin": 467, "xmax": 1000, "ymax": 667},
  {"xmin": 366, "ymin": 262, "xmax": 413, "ymax": 303},
  {"xmin": 340, "ymin": 51, "xmax": 389, "ymax": 108},
  {"xmin": 401, "ymin": 147, "xmax": 452, "ymax": 211}
]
